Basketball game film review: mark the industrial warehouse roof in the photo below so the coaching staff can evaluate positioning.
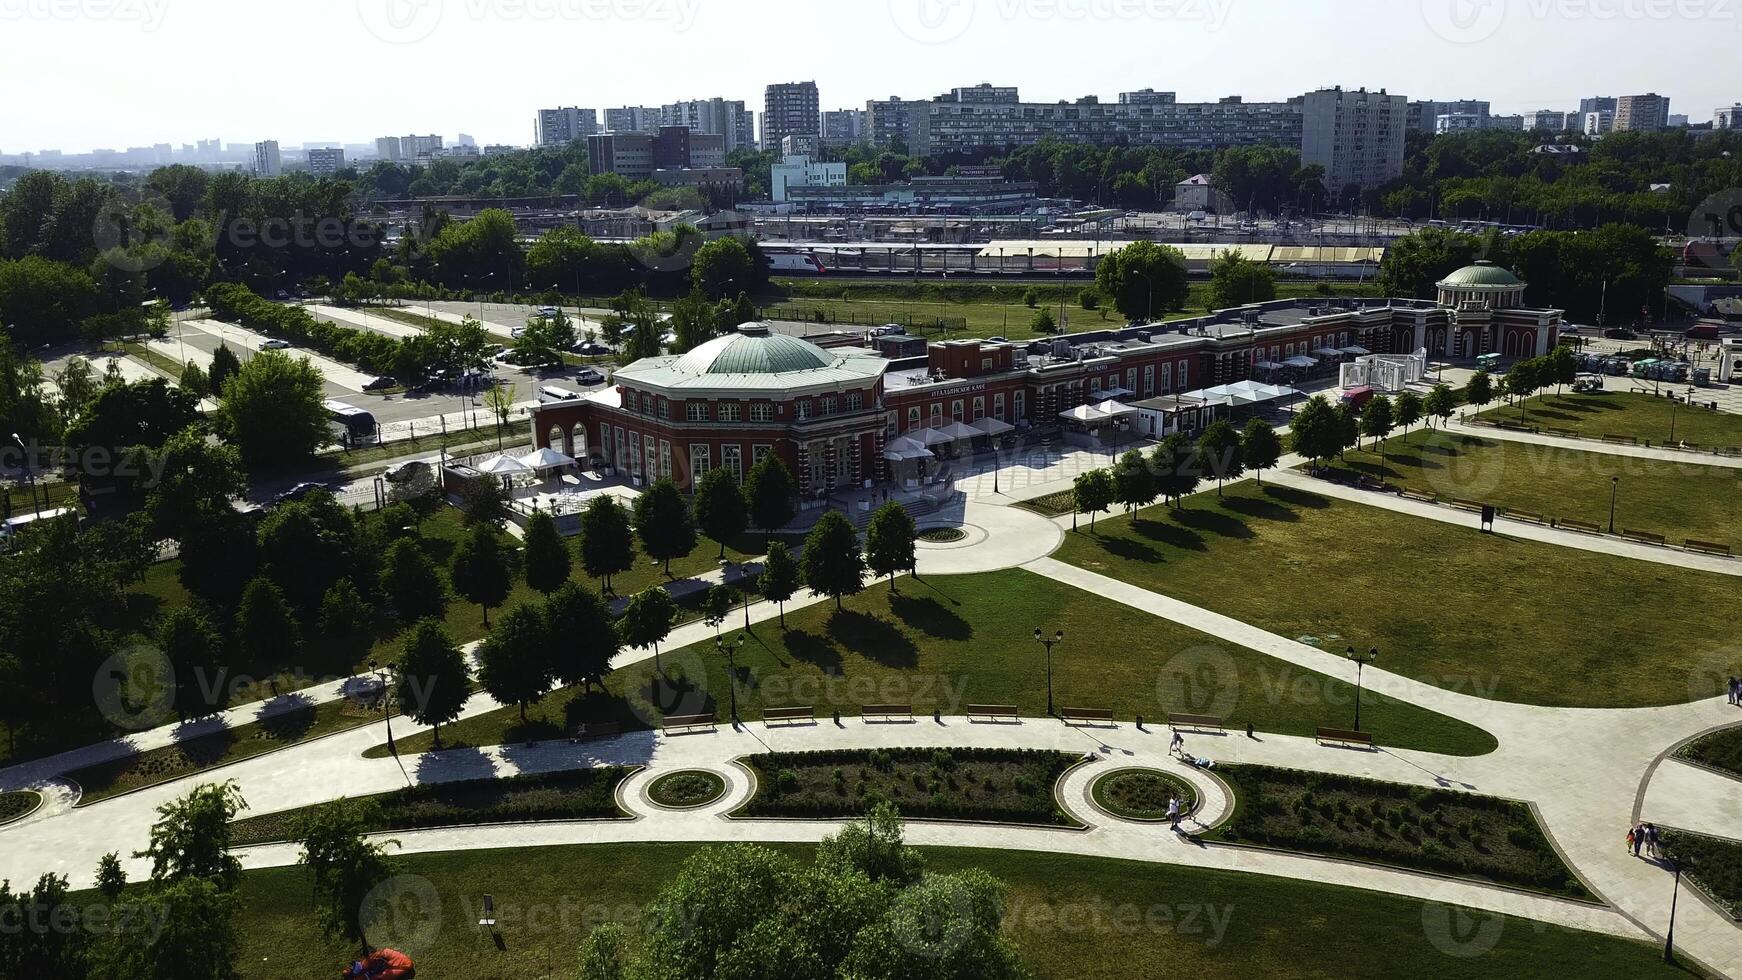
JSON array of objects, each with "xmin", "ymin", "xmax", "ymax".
[
  {"xmin": 1438, "ymin": 261, "xmax": 1524, "ymax": 288},
  {"xmin": 615, "ymin": 323, "xmax": 887, "ymax": 393}
]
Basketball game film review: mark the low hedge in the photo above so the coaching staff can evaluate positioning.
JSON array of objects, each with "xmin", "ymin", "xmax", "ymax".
[
  {"xmin": 741, "ymin": 747, "xmax": 1079, "ymax": 827},
  {"xmin": 1660, "ymin": 829, "xmax": 1742, "ymax": 919},
  {"xmin": 1678, "ymin": 727, "xmax": 1742, "ymax": 780},
  {"xmin": 229, "ymin": 766, "xmax": 632, "ymax": 846},
  {"xmin": 1210, "ymin": 764, "xmax": 1587, "ymax": 899},
  {"xmin": 0, "ymin": 790, "xmax": 40, "ymax": 824}
]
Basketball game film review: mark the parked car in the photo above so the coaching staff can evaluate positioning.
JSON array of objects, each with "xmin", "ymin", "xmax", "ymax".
[
  {"xmin": 574, "ymin": 367, "xmax": 604, "ymax": 385},
  {"xmin": 259, "ymin": 338, "xmax": 292, "ymax": 351},
  {"xmin": 575, "ymin": 343, "xmax": 612, "ymax": 356},
  {"xmin": 872, "ymin": 323, "xmax": 904, "ymax": 336},
  {"xmin": 536, "ymin": 307, "xmax": 560, "ymax": 317},
  {"xmin": 1604, "ymin": 327, "xmax": 1638, "ymax": 340},
  {"xmin": 272, "ymin": 482, "xmax": 329, "ymax": 506},
  {"xmin": 363, "ymin": 376, "xmax": 397, "ymax": 392},
  {"xmin": 383, "ymin": 460, "xmax": 431, "ymax": 485}
]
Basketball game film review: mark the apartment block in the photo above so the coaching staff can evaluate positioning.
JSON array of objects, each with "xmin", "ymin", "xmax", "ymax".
[
  {"xmin": 1615, "ymin": 93, "xmax": 1671, "ymax": 132},
  {"xmin": 253, "ymin": 140, "xmax": 281, "ymax": 176},
  {"xmin": 763, "ymin": 81, "xmax": 820, "ymax": 150},
  {"xmin": 306, "ymin": 147, "xmax": 346, "ymax": 177},
  {"xmin": 535, "ymin": 107, "xmax": 598, "ymax": 146},
  {"xmin": 1299, "ymin": 87, "xmax": 1407, "ymax": 191}
]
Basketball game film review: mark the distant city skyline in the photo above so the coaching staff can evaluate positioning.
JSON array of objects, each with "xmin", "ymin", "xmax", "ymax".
[{"xmin": 2, "ymin": 0, "xmax": 1737, "ymax": 153}]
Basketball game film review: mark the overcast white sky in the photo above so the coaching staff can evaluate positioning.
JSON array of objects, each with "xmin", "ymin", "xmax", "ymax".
[{"xmin": 1, "ymin": 0, "xmax": 1736, "ymax": 152}]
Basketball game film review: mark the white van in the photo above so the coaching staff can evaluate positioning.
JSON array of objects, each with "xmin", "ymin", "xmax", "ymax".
[
  {"xmin": 537, "ymin": 385, "xmax": 582, "ymax": 404},
  {"xmin": 0, "ymin": 507, "xmax": 75, "ymax": 543}
]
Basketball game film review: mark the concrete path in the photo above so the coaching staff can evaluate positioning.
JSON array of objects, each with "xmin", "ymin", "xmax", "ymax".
[
  {"xmin": 181, "ymin": 319, "xmax": 376, "ymax": 391},
  {"xmin": 1452, "ymin": 417, "xmax": 1742, "ymax": 470},
  {"xmin": 307, "ymin": 304, "xmax": 429, "ymax": 341}
]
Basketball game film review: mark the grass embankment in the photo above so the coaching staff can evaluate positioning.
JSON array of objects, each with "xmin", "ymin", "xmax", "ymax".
[
  {"xmin": 740, "ymin": 747, "xmax": 1080, "ymax": 826},
  {"xmin": 1322, "ymin": 431, "xmax": 1742, "ymax": 545},
  {"xmin": 1207, "ymin": 765, "xmax": 1588, "ymax": 899},
  {"xmin": 1472, "ymin": 390, "xmax": 1742, "ymax": 449},
  {"xmin": 227, "ymin": 842, "xmax": 1691, "ymax": 979},
  {"xmin": 228, "ymin": 766, "xmax": 632, "ymax": 847},
  {"xmin": 373, "ymin": 567, "xmax": 1494, "ymax": 759},
  {"xmin": 1053, "ymin": 482, "xmax": 1739, "ymax": 708}
]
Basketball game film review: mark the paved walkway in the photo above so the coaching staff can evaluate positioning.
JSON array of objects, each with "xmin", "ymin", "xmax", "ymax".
[{"xmin": 1452, "ymin": 417, "xmax": 1742, "ymax": 470}]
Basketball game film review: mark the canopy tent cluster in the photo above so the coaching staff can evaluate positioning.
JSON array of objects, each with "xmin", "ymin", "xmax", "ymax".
[{"xmin": 1179, "ymin": 380, "xmax": 1301, "ymax": 407}]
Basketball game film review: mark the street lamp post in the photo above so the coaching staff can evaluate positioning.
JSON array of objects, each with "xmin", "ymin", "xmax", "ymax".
[
  {"xmin": 11, "ymin": 433, "xmax": 38, "ymax": 516},
  {"xmin": 1664, "ymin": 859, "xmax": 1682, "ymax": 963},
  {"xmin": 1609, "ymin": 476, "xmax": 1620, "ymax": 535},
  {"xmin": 367, "ymin": 657, "xmax": 397, "ymax": 754},
  {"xmin": 717, "ymin": 633, "xmax": 746, "ymax": 728},
  {"xmin": 1346, "ymin": 646, "xmax": 1378, "ymax": 731},
  {"xmin": 1034, "ymin": 628, "xmax": 1065, "ymax": 716}
]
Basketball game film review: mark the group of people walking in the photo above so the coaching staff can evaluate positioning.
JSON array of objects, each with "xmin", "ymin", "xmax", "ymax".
[
  {"xmin": 1627, "ymin": 822, "xmax": 1662, "ymax": 859},
  {"xmin": 1728, "ymin": 676, "xmax": 1741, "ymax": 706}
]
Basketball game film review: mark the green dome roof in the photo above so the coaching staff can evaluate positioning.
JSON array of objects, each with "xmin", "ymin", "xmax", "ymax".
[
  {"xmin": 672, "ymin": 323, "xmax": 837, "ymax": 377},
  {"xmin": 1439, "ymin": 261, "xmax": 1523, "ymax": 288}
]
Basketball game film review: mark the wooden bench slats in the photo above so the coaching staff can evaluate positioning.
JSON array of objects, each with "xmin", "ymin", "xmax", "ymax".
[
  {"xmin": 1061, "ymin": 707, "xmax": 1115, "ymax": 723},
  {"xmin": 1315, "ymin": 726, "xmax": 1375, "ymax": 747},
  {"xmin": 1500, "ymin": 508, "xmax": 1545, "ymax": 525},
  {"xmin": 1604, "ymin": 434, "xmax": 1638, "ymax": 445},
  {"xmin": 966, "ymin": 704, "xmax": 1018, "ymax": 720},
  {"xmin": 1686, "ymin": 539, "xmax": 1733, "ymax": 557},
  {"xmin": 763, "ymin": 706, "xmax": 814, "ymax": 724},
  {"xmin": 662, "ymin": 714, "xmax": 716, "ymax": 732},
  {"xmin": 861, "ymin": 704, "xmax": 913, "ymax": 720},
  {"xmin": 1398, "ymin": 488, "xmax": 1436, "ymax": 504},
  {"xmin": 1622, "ymin": 529, "xmax": 1667, "ymax": 546},
  {"xmin": 1167, "ymin": 713, "xmax": 1225, "ymax": 731},
  {"xmin": 1449, "ymin": 498, "xmax": 1486, "ymax": 513},
  {"xmin": 1558, "ymin": 518, "xmax": 1601, "ymax": 533}
]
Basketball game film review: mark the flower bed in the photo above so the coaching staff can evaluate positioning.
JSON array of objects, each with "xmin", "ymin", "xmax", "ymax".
[
  {"xmin": 740, "ymin": 747, "xmax": 1080, "ymax": 827},
  {"xmin": 1208, "ymin": 765, "xmax": 1588, "ymax": 899},
  {"xmin": 0, "ymin": 790, "xmax": 41, "ymax": 824},
  {"xmin": 647, "ymin": 770, "xmax": 727, "ymax": 809},
  {"xmin": 1677, "ymin": 726, "xmax": 1742, "ymax": 780},
  {"xmin": 917, "ymin": 527, "xmax": 967, "ymax": 544},
  {"xmin": 1014, "ymin": 491, "xmax": 1077, "ymax": 518},
  {"xmin": 228, "ymin": 766, "xmax": 632, "ymax": 846},
  {"xmin": 1090, "ymin": 769, "xmax": 1197, "ymax": 822}
]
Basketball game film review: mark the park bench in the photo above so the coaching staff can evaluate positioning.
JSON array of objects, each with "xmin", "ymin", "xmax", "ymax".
[
  {"xmin": 1557, "ymin": 517, "xmax": 1602, "ymax": 534},
  {"xmin": 1500, "ymin": 508, "xmax": 1545, "ymax": 525},
  {"xmin": 1686, "ymin": 539, "xmax": 1734, "ymax": 558},
  {"xmin": 1357, "ymin": 477, "xmax": 1387, "ymax": 493},
  {"xmin": 1496, "ymin": 422, "xmax": 1536, "ymax": 433},
  {"xmin": 1449, "ymin": 498, "xmax": 1486, "ymax": 513},
  {"xmin": 1621, "ymin": 529, "xmax": 1667, "ymax": 547},
  {"xmin": 1603, "ymin": 434, "xmax": 1638, "ymax": 446},
  {"xmin": 1398, "ymin": 488, "xmax": 1437, "ymax": 504},
  {"xmin": 862, "ymin": 704, "xmax": 914, "ymax": 722},
  {"xmin": 1061, "ymin": 706, "xmax": 1116, "ymax": 726},
  {"xmin": 1542, "ymin": 427, "xmax": 1579, "ymax": 438},
  {"xmin": 1315, "ymin": 727, "xmax": 1375, "ymax": 749},
  {"xmin": 762, "ymin": 706, "xmax": 815, "ymax": 726},
  {"xmin": 1167, "ymin": 712, "xmax": 1225, "ymax": 733},
  {"xmin": 569, "ymin": 721, "xmax": 623, "ymax": 743},
  {"xmin": 966, "ymin": 704, "xmax": 1019, "ymax": 722},
  {"xmin": 1717, "ymin": 446, "xmax": 1742, "ymax": 458},
  {"xmin": 1677, "ymin": 442, "xmax": 1703, "ymax": 452},
  {"xmin": 662, "ymin": 713, "xmax": 716, "ymax": 734}
]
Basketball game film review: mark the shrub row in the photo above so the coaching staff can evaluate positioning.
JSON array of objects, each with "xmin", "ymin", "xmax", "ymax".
[
  {"xmin": 205, "ymin": 282, "xmax": 400, "ymax": 374},
  {"xmin": 1679, "ymin": 727, "xmax": 1742, "ymax": 780},
  {"xmin": 1661, "ymin": 830, "xmax": 1742, "ymax": 918},
  {"xmin": 740, "ymin": 747, "xmax": 1078, "ymax": 827}
]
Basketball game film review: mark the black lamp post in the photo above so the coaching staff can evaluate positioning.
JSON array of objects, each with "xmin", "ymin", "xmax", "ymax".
[
  {"xmin": 1034, "ymin": 628, "xmax": 1065, "ymax": 715},
  {"xmin": 1609, "ymin": 476, "xmax": 1621, "ymax": 535},
  {"xmin": 1664, "ymin": 858, "xmax": 1682, "ymax": 963},
  {"xmin": 717, "ymin": 633, "xmax": 746, "ymax": 728},
  {"xmin": 367, "ymin": 657, "xmax": 397, "ymax": 754},
  {"xmin": 1346, "ymin": 646, "xmax": 1378, "ymax": 731}
]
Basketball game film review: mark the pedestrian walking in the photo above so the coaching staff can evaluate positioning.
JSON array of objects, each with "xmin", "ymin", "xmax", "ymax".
[
  {"xmin": 1729, "ymin": 676, "xmax": 1739, "ymax": 706},
  {"xmin": 1628, "ymin": 825, "xmax": 1640, "ymax": 857},
  {"xmin": 1167, "ymin": 796, "xmax": 1182, "ymax": 831},
  {"xmin": 1169, "ymin": 730, "xmax": 1185, "ymax": 756},
  {"xmin": 1646, "ymin": 823, "xmax": 1661, "ymax": 858}
]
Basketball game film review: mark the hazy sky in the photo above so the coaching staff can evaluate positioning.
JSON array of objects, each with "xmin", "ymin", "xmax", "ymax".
[{"xmin": 2, "ymin": 0, "xmax": 1737, "ymax": 152}]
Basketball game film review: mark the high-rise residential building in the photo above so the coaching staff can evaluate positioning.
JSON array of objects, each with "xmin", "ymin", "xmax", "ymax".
[
  {"xmin": 375, "ymin": 136, "xmax": 402, "ymax": 161},
  {"xmin": 909, "ymin": 88, "xmax": 1303, "ymax": 159},
  {"xmin": 1488, "ymin": 115, "xmax": 1524, "ymax": 131},
  {"xmin": 1584, "ymin": 110, "xmax": 1615, "ymax": 136},
  {"xmin": 1578, "ymin": 96, "xmax": 1618, "ymax": 117},
  {"xmin": 535, "ymin": 107, "xmax": 598, "ymax": 146},
  {"xmin": 402, "ymin": 134, "xmax": 444, "ymax": 159},
  {"xmin": 1409, "ymin": 99, "xmax": 1489, "ymax": 132},
  {"xmin": 1119, "ymin": 89, "xmax": 1177, "ymax": 105},
  {"xmin": 1523, "ymin": 110, "xmax": 1571, "ymax": 132},
  {"xmin": 306, "ymin": 147, "xmax": 346, "ymax": 177},
  {"xmin": 1436, "ymin": 113, "xmax": 1483, "ymax": 134},
  {"xmin": 1299, "ymin": 87, "xmax": 1407, "ymax": 191},
  {"xmin": 1615, "ymin": 93, "xmax": 1671, "ymax": 132},
  {"xmin": 659, "ymin": 98, "xmax": 755, "ymax": 153},
  {"xmin": 253, "ymin": 140, "xmax": 281, "ymax": 176},
  {"xmin": 604, "ymin": 106, "xmax": 659, "ymax": 134},
  {"xmin": 763, "ymin": 81, "xmax": 820, "ymax": 150},
  {"xmin": 457, "ymin": 133, "xmax": 476, "ymax": 147},
  {"xmin": 1716, "ymin": 105, "xmax": 1742, "ymax": 130},
  {"xmin": 866, "ymin": 96, "xmax": 923, "ymax": 149},
  {"xmin": 821, "ymin": 109, "xmax": 866, "ymax": 145}
]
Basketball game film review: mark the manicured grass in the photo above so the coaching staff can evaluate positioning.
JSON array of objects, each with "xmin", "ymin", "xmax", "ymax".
[
  {"xmin": 1208, "ymin": 765, "xmax": 1588, "ymax": 899},
  {"xmin": 740, "ymin": 747, "xmax": 1080, "ymax": 826},
  {"xmin": 646, "ymin": 770, "xmax": 725, "ymax": 808},
  {"xmin": 228, "ymin": 766, "xmax": 632, "ymax": 847},
  {"xmin": 0, "ymin": 790, "xmax": 40, "ymax": 824},
  {"xmin": 373, "ymin": 568, "xmax": 1495, "ymax": 758},
  {"xmin": 1473, "ymin": 390, "xmax": 1742, "ymax": 449},
  {"xmin": 1323, "ymin": 431, "xmax": 1742, "ymax": 545},
  {"xmin": 317, "ymin": 420, "xmax": 532, "ymax": 468},
  {"xmin": 63, "ymin": 694, "xmax": 387, "ymax": 804},
  {"xmin": 1053, "ymin": 482, "xmax": 1740, "ymax": 708},
  {"xmin": 1091, "ymin": 768, "xmax": 1197, "ymax": 822},
  {"xmin": 1679, "ymin": 726, "xmax": 1742, "ymax": 779},
  {"xmin": 226, "ymin": 842, "xmax": 1691, "ymax": 979},
  {"xmin": 1660, "ymin": 829, "xmax": 1742, "ymax": 919}
]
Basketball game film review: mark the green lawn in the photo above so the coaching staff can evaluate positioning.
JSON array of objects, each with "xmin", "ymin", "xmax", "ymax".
[
  {"xmin": 228, "ymin": 842, "xmax": 1691, "ymax": 980},
  {"xmin": 1326, "ymin": 431, "xmax": 1742, "ymax": 545},
  {"xmin": 373, "ymin": 567, "xmax": 1494, "ymax": 758},
  {"xmin": 1473, "ymin": 390, "xmax": 1742, "ymax": 449},
  {"xmin": 1053, "ymin": 482, "xmax": 1740, "ymax": 708}
]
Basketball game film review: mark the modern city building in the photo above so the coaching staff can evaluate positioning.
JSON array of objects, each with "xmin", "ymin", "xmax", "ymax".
[
  {"xmin": 530, "ymin": 261, "xmax": 1560, "ymax": 493},
  {"xmin": 770, "ymin": 154, "xmax": 847, "ymax": 203},
  {"xmin": 587, "ymin": 132, "xmax": 655, "ymax": 181},
  {"xmin": 306, "ymin": 147, "xmax": 346, "ymax": 177},
  {"xmin": 1120, "ymin": 88, "xmax": 1177, "ymax": 105},
  {"xmin": 1584, "ymin": 110, "xmax": 1615, "ymax": 136},
  {"xmin": 1616, "ymin": 93, "xmax": 1671, "ymax": 132},
  {"xmin": 253, "ymin": 140, "xmax": 281, "ymax": 176},
  {"xmin": 1409, "ymin": 99, "xmax": 1489, "ymax": 132},
  {"xmin": 374, "ymin": 136, "xmax": 402, "ymax": 161},
  {"xmin": 535, "ymin": 107, "xmax": 599, "ymax": 146},
  {"xmin": 604, "ymin": 106, "xmax": 660, "ymax": 134},
  {"xmin": 1717, "ymin": 105, "xmax": 1742, "ymax": 130},
  {"xmin": 1299, "ymin": 87, "xmax": 1408, "ymax": 192},
  {"xmin": 660, "ymin": 98, "xmax": 755, "ymax": 152},
  {"xmin": 1522, "ymin": 110, "xmax": 1571, "ymax": 132},
  {"xmin": 1436, "ymin": 113, "xmax": 1483, "ymax": 134},
  {"xmin": 402, "ymin": 134, "xmax": 444, "ymax": 160},
  {"xmin": 781, "ymin": 134, "xmax": 821, "ymax": 157},
  {"xmin": 866, "ymin": 96, "xmax": 924, "ymax": 148},
  {"xmin": 1488, "ymin": 114, "xmax": 1524, "ymax": 131},
  {"xmin": 1667, "ymin": 114, "xmax": 1690, "ymax": 128},
  {"xmin": 591, "ymin": 126, "xmax": 724, "ymax": 181},
  {"xmin": 822, "ymin": 109, "xmax": 867, "ymax": 145},
  {"xmin": 764, "ymin": 81, "xmax": 821, "ymax": 150},
  {"xmin": 1578, "ymin": 96, "xmax": 1618, "ymax": 117}
]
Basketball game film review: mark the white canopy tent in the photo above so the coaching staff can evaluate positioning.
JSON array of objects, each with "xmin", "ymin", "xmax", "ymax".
[
  {"xmin": 1283, "ymin": 355, "xmax": 1317, "ymax": 369},
  {"xmin": 1341, "ymin": 346, "xmax": 1372, "ymax": 356},
  {"xmin": 1098, "ymin": 386, "xmax": 1136, "ymax": 399},
  {"xmin": 519, "ymin": 447, "xmax": 576, "ymax": 472},
  {"xmin": 1182, "ymin": 380, "xmax": 1300, "ymax": 407},
  {"xmin": 1091, "ymin": 399, "xmax": 1138, "ymax": 418},
  {"xmin": 479, "ymin": 455, "xmax": 534, "ymax": 476},
  {"xmin": 1312, "ymin": 347, "xmax": 1344, "ymax": 359},
  {"xmin": 1059, "ymin": 404, "xmax": 1110, "ymax": 423},
  {"xmin": 914, "ymin": 428, "xmax": 956, "ymax": 447},
  {"xmin": 969, "ymin": 416, "xmax": 1015, "ymax": 436},
  {"xmin": 934, "ymin": 420, "xmax": 981, "ymax": 442},
  {"xmin": 883, "ymin": 435, "xmax": 936, "ymax": 462}
]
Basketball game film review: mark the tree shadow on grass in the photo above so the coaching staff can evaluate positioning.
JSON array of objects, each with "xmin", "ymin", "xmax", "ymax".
[
  {"xmin": 1098, "ymin": 534, "xmax": 1164, "ymax": 564},
  {"xmin": 1132, "ymin": 515, "xmax": 1206, "ymax": 551},
  {"xmin": 257, "ymin": 695, "xmax": 318, "ymax": 743},
  {"xmin": 888, "ymin": 593, "xmax": 973, "ymax": 642},
  {"xmin": 411, "ymin": 744, "xmax": 499, "ymax": 784},
  {"xmin": 1220, "ymin": 494, "xmax": 1298, "ymax": 523},
  {"xmin": 1175, "ymin": 506, "xmax": 1253, "ymax": 540},
  {"xmin": 785, "ymin": 629, "xmax": 844, "ymax": 676},
  {"xmin": 827, "ymin": 610, "xmax": 919, "ymax": 668},
  {"xmin": 1260, "ymin": 485, "xmax": 1329, "ymax": 510}
]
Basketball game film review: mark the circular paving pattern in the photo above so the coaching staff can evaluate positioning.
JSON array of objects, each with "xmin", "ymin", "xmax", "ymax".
[
  {"xmin": 917, "ymin": 527, "xmax": 968, "ymax": 544},
  {"xmin": 1089, "ymin": 768, "xmax": 1198, "ymax": 823},
  {"xmin": 915, "ymin": 521, "xmax": 989, "ymax": 550},
  {"xmin": 646, "ymin": 769, "xmax": 728, "ymax": 809}
]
